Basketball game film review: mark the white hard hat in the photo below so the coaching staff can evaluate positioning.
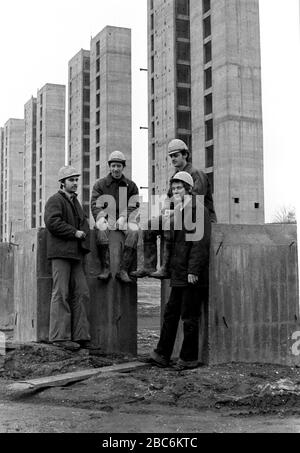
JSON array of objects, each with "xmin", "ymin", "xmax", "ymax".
[
  {"xmin": 58, "ymin": 166, "xmax": 81, "ymax": 182},
  {"xmin": 108, "ymin": 150, "xmax": 126, "ymax": 166},
  {"xmin": 168, "ymin": 139, "xmax": 189, "ymax": 156},
  {"xmin": 171, "ymin": 171, "xmax": 194, "ymax": 188}
]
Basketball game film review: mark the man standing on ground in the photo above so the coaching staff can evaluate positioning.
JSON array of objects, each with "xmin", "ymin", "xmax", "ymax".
[
  {"xmin": 44, "ymin": 166, "xmax": 91, "ymax": 352},
  {"xmin": 132, "ymin": 138, "xmax": 216, "ymax": 279},
  {"xmin": 90, "ymin": 151, "xmax": 140, "ymax": 284},
  {"xmin": 149, "ymin": 171, "xmax": 211, "ymax": 370}
]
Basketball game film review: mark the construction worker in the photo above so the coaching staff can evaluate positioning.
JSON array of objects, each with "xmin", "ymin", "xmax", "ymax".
[
  {"xmin": 149, "ymin": 171, "xmax": 211, "ymax": 370},
  {"xmin": 90, "ymin": 151, "xmax": 140, "ymax": 284},
  {"xmin": 131, "ymin": 138, "xmax": 216, "ymax": 279},
  {"xmin": 44, "ymin": 166, "xmax": 91, "ymax": 352}
]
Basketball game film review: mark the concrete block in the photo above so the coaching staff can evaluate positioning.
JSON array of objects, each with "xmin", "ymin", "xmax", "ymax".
[
  {"xmin": 0, "ymin": 243, "xmax": 14, "ymax": 331},
  {"xmin": 209, "ymin": 224, "xmax": 300, "ymax": 366},
  {"xmin": 13, "ymin": 229, "xmax": 137, "ymax": 355}
]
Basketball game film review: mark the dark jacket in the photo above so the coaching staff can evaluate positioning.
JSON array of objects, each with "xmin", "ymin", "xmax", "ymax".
[
  {"xmin": 168, "ymin": 163, "xmax": 217, "ymax": 223},
  {"xmin": 44, "ymin": 190, "xmax": 91, "ymax": 260},
  {"xmin": 169, "ymin": 197, "xmax": 211, "ymax": 288},
  {"xmin": 90, "ymin": 173, "xmax": 139, "ymax": 222}
]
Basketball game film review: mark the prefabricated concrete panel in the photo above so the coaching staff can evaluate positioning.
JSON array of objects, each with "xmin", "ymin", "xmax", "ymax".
[
  {"xmin": 209, "ymin": 224, "xmax": 300, "ymax": 366},
  {"xmin": 0, "ymin": 243, "xmax": 14, "ymax": 330}
]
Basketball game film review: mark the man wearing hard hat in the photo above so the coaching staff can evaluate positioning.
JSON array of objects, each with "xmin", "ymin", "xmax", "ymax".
[
  {"xmin": 132, "ymin": 138, "xmax": 216, "ymax": 280},
  {"xmin": 44, "ymin": 166, "xmax": 91, "ymax": 352},
  {"xmin": 149, "ymin": 171, "xmax": 211, "ymax": 371},
  {"xmin": 90, "ymin": 151, "xmax": 140, "ymax": 284}
]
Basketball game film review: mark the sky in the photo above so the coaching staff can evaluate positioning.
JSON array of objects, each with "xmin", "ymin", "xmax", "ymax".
[{"xmin": 0, "ymin": 0, "xmax": 299, "ymax": 223}]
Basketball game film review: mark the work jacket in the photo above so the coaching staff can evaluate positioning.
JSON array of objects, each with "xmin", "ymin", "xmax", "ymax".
[
  {"xmin": 169, "ymin": 196, "xmax": 211, "ymax": 288},
  {"xmin": 90, "ymin": 173, "xmax": 139, "ymax": 222},
  {"xmin": 44, "ymin": 190, "xmax": 90, "ymax": 261},
  {"xmin": 168, "ymin": 163, "xmax": 217, "ymax": 223}
]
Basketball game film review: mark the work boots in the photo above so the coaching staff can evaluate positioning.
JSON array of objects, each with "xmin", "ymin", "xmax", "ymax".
[
  {"xmin": 130, "ymin": 242, "xmax": 157, "ymax": 278},
  {"xmin": 96, "ymin": 245, "xmax": 112, "ymax": 282},
  {"xmin": 116, "ymin": 246, "xmax": 136, "ymax": 284},
  {"xmin": 150, "ymin": 240, "xmax": 172, "ymax": 280}
]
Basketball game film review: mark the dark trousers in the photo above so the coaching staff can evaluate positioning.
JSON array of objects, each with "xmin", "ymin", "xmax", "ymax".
[
  {"xmin": 49, "ymin": 258, "xmax": 91, "ymax": 342},
  {"xmin": 155, "ymin": 286, "xmax": 207, "ymax": 362}
]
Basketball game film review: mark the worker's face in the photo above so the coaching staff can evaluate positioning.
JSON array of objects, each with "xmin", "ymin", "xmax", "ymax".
[
  {"xmin": 110, "ymin": 162, "xmax": 124, "ymax": 179},
  {"xmin": 171, "ymin": 181, "xmax": 187, "ymax": 202},
  {"xmin": 170, "ymin": 152, "xmax": 187, "ymax": 169},
  {"xmin": 63, "ymin": 177, "xmax": 79, "ymax": 193}
]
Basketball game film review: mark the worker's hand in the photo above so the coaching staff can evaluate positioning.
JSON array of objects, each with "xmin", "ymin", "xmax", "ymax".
[
  {"xmin": 188, "ymin": 274, "xmax": 198, "ymax": 285},
  {"xmin": 75, "ymin": 230, "xmax": 86, "ymax": 240},
  {"xmin": 116, "ymin": 216, "xmax": 126, "ymax": 230},
  {"xmin": 96, "ymin": 217, "xmax": 108, "ymax": 231}
]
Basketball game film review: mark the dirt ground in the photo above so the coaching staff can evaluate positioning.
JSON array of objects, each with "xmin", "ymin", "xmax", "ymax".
[{"xmin": 1, "ymin": 280, "xmax": 300, "ymax": 433}]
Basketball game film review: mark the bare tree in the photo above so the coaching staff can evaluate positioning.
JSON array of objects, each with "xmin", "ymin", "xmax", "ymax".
[{"xmin": 273, "ymin": 206, "xmax": 297, "ymax": 224}]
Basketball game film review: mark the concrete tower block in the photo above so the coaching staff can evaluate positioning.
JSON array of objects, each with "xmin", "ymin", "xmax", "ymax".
[{"xmin": 0, "ymin": 244, "xmax": 14, "ymax": 331}]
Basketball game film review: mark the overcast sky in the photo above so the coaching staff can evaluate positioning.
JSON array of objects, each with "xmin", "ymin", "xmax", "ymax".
[{"xmin": 0, "ymin": 0, "xmax": 299, "ymax": 223}]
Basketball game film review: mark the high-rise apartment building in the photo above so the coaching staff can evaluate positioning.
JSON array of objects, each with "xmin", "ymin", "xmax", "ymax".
[
  {"xmin": 68, "ymin": 27, "xmax": 132, "ymax": 221},
  {"xmin": 0, "ymin": 127, "xmax": 4, "ymax": 241},
  {"xmin": 24, "ymin": 97, "xmax": 37, "ymax": 230},
  {"xmin": 1, "ymin": 119, "xmax": 25, "ymax": 242},
  {"xmin": 35, "ymin": 84, "xmax": 66, "ymax": 227},
  {"xmin": 90, "ymin": 26, "xmax": 132, "ymax": 186},
  {"xmin": 148, "ymin": 0, "xmax": 264, "ymax": 224},
  {"xmin": 68, "ymin": 49, "xmax": 91, "ymax": 216}
]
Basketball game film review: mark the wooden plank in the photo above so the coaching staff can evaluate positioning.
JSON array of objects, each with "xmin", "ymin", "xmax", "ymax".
[{"xmin": 7, "ymin": 361, "xmax": 149, "ymax": 392}]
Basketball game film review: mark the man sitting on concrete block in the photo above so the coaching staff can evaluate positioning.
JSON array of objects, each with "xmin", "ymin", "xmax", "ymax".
[
  {"xmin": 90, "ymin": 151, "xmax": 140, "ymax": 284},
  {"xmin": 44, "ymin": 166, "xmax": 91, "ymax": 352}
]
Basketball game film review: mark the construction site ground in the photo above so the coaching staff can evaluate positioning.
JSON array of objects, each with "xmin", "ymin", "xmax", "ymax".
[{"xmin": 1, "ymin": 280, "xmax": 300, "ymax": 433}]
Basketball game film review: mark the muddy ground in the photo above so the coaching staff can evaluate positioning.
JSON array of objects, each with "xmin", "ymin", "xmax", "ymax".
[{"xmin": 1, "ymin": 280, "xmax": 300, "ymax": 433}]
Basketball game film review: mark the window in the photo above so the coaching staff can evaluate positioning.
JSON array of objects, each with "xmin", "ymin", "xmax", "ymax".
[
  {"xmin": 177, "ymin": 41, "xmax": 190, "ymax": 61},
  {"xmin": 96, "ymin": 58, "xmax": 100, "ymax": 74},
  {"xmin": 83, "ymin": 188, "xmax": 90, "ymax": 202},
  {"xmin": 203, "ymin": 0, "xmax": 211, "ymax": 14},
  {"xmin": 205, "ymin": 145, "xmax": 214, "ymax": 168},
  {"xmin": 96, "ymin": 146, "xmax": 100, "ymax": 162},
  {"xmin": 152, "ymin": 166, "xmax": 155, "ymax": 183},
  {"xmin": 203, "ymin": 16, "xmax": 211, "ymax": 39},
  {"xmin": 152, "ymin": 144, "xmax": 155, "ymax": 161},
  {"xmin": 177, "ymin": 87, "xmax": 191, "ymax": 107},
  {"xmin": 150, "ymin": 14, "xmax": 154, "ymax": 30},
  {"xmin": 151, "ymin": 78, "xmax": 154, "ymax": 95},
  {"xmin": 177, "ymin": 110, "xmax": 191, "ymax": 130},
  {"xmin": 205, "ymin": 119, "xmax": 213, "ymax": 141},
  {"xmin": 83, "ymin": 73, "xmax": 90, "ymax": 86},
  {"xmin": 151, "ymin": 121, "xmax": 155, "ymax": 138},
  {"xmin": 83, "ymin": 89, "xmax": 90, "ymax": 102},
  {"xmin": 234, "ymin": 198, "xmax": 240, "ymax": 204},
  {"xmin": 83, "ymin": 155, "xmax": 90, "ymax": 170},
  {"xmin": 151, "ymin": 100, "xmax": 155, "ymax": 117},
  {"xmin": 177, "ymin": 64, "xmax": 191, "ymax": 84},
  {"xmin": 255, "ymin": 203, "xmax": 260, "ymax": 209},
  {"xmin": 96, "ymin": 76, "xmax": 100, "ymax": 91},
  {"xmin": 96, "ymin": 111, "xmax": 100, "ymax": 126},
  {"xmin": 83, "ymin": 138, "xmax": 90, "ymax": 153},
  {"xmin": 83, "ymin": 122, "xmax": 90, "ymax": 135},
  {"xmin": 176, "ymin": 0, "xmax": 190, "ymax": 16},
  {"xmin": 207, "ymin": 172, "xmax": 214, "ymax": 193},
  {"xmin": 151, "ymin": 56, "xmax": 154, "ymax": 74},
  {"xmin": 84, "ymin": 58, "xmax": 90, "ymax": 70},
  {"xmin": 204, "ymin": 41, "xmax": 212, "ymax": 64},
  {"xmin": 151, "ymin": 34, "xmax": 154, "ymax": 52},
  {"xmin": 96, "ymin": 93, "xmax": 100, "ymax": 108},
  {"xmin": 204, "ymin": 93, "xmax": 213, "ymax": 115},
  {"xmin": 83, "ymin": 171, "xmax": 89, "ymax": 185},
  {"xmin": 96, "ymin": 129, "xmax": 100, "ymax": 144},
  {"xmin": 204, "ymin": 67, "xmax": 212, "ymax": 89},
  {"xmin": 83, "ymin": 105, "xmax": 90, "ymax": 119},
  {"xmin": 96, "ymin": 165, "xmax": 100, "ymax": 179},
  {"xmin": 96, "ymin": 40, "xmax": 100, "ymax": 56},
  {"xmin": 176, "ymin": 19, "xmax": 190, "ymax": 39}
]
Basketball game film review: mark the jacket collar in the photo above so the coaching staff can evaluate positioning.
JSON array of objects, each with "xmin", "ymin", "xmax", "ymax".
[
  {"xmin": 105, "ymin": 173, "xmax": 128, "ymax": 187},
  {"xmin": 58, "ymin": 190, "xmax": 78, "ymax": 203}
]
